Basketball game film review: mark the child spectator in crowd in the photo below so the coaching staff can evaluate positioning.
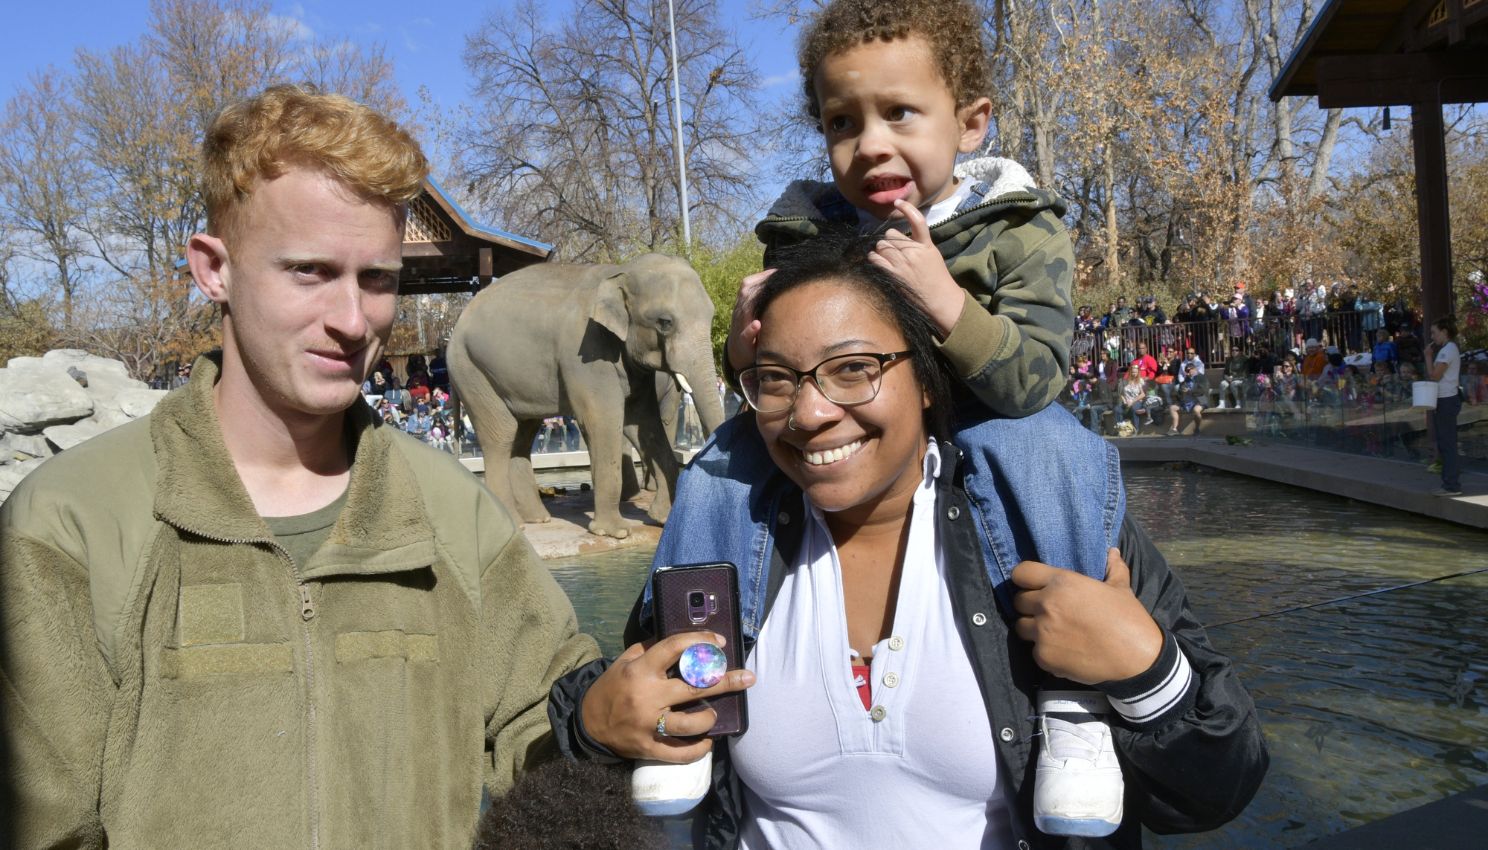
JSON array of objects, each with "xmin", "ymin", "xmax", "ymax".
[
  {"xmin": 1371, "ymin": 328, "xmax": 1398, "ymax": 370},
  {"xmin": 1168, "ymin": 362, "xmax": 1208, "ymax": 436}
]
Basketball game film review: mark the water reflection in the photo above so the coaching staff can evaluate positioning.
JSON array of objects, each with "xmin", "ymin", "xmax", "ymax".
[{"xmin": 539, "ymin": 464, "xmax": 1488, "ymax": 848}]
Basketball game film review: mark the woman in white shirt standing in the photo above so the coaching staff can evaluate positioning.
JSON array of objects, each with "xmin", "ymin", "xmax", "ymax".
[
  {"xmin": 557, "ymin": 234, "xmax": 1268, "ymax": 849},
  {"xmin": 1427, "ymin": 315, "xmax": 1463, "ymax": 496}
]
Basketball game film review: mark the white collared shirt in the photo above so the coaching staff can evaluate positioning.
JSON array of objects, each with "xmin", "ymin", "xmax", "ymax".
[{"xmin": 732, "ymin": 441, "xmax": 1012, "ymax": 849}]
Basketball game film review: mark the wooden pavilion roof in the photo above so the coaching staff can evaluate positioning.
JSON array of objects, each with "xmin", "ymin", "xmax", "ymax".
[
  {"xmin": 1270, "ymin": 0, "xmax": 1488, "ymax": 106},
  {"xmin": 399, "ymin": 176, "xmax": 551, "ymax": 296}
]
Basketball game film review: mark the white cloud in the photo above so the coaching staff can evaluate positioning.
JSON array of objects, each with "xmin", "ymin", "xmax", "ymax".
[
  {"xmin": 761, "ymin": 70, "xmax": 799, "ymax": 89},
  {"xmin": 267, "ymin": 12, "xmax": 314, "ymax": 42}
]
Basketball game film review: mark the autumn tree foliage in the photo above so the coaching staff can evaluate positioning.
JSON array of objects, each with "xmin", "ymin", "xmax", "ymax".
[{"xmin": 0, "ymin": 0, "xmax": 401, "ymax": 378}]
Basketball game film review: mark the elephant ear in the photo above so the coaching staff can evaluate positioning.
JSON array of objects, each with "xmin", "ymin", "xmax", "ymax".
[{"xmin": 592, "ymin": 272, "xmax": 630, "ymax": 342}]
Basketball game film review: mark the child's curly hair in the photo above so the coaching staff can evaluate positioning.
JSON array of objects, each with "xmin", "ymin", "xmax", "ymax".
[
  {"xmin": 798, "ymin": 0, "xmax": 992, "ymax": 120},
  {"xmin": 473, "ymin": 759, "xmax": 661, "ymax": 850}
]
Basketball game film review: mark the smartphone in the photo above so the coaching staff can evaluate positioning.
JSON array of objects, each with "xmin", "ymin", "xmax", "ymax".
[{"xmin": 651, "ymin": 562, "xmax": 748, "ymax": 737}]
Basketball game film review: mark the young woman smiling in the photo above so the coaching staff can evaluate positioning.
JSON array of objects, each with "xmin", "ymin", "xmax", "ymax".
[{"xmin": 552, "ymin": 236, "xmax": 1267, "ymax": 849}]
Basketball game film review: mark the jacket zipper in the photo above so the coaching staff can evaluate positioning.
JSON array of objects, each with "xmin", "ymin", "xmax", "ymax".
[
  {"xmin": 171, "ymin": 528, "xmax": 323, "ymax": 849},
  {"xmin": 293, "ymin": 567, "xmax": 321, "ymax": 850}
]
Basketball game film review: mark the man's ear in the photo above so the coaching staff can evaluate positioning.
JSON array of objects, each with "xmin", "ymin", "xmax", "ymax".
[
  {"xmin": 957, "ymin": 97, "xmax": 993, "ymax": 154},
  {"xmin": 187, "ymin": 232, "xmax": 230, "ymax": 304}
]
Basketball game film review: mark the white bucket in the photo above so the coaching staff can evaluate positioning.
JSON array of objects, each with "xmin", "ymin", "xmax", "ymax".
[{"xmin": 1412, "ymin": 381, "xmax": 1438, "ymax": 410}]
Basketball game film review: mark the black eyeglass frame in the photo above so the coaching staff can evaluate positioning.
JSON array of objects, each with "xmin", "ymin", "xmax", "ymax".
[{"xmin": 738, "ymin": 350, "xmax": 912, "ymax": 414}]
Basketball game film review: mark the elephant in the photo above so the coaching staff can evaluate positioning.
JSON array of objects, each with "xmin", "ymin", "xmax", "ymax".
[{"xmin": 447, "ymin": 253, "xmax": 726, "ymax": 538}]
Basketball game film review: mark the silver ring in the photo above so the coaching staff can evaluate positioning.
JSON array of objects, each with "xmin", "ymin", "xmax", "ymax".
[
  {"xmin": 655, "ymin": 711, "xmax": 670, "ymax": 738},
  {"xmin": 787, "ymin": 411, "xmax": 799, "ymax": 431}
]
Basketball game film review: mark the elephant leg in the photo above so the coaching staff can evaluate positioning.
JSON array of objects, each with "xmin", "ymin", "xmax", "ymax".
[
  {"xmin": 574, "ymin": 416, "xmax": 631, "ymax": 540},
  {"xmin": 624, "ymin": 378, "xmax": 681, "ymax": 524},
  {"xmin": 464, "ymin": 389, "xmax": 527, "ymax": 522},
  {"xmin": 509, "ymin": 418, "xmax": 550, "ymax": 523},
  {"xmin": 620, "ymin": 424, "xmax": 647, "ymax": 500},
  {"xmin": 634, "ymin": 406, "xmax": 680, "ymax": 524}
]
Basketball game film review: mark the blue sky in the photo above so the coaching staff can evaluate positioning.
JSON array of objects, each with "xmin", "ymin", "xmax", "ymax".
[{"xmin": 1, "ymin": 0, "xmax": 802, "ymax": 172}]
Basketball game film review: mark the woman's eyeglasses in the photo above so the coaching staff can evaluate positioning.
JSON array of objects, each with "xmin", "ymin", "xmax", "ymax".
[{"xmin": 738, "ymin": 351, "xmax": 910, "ymax": 414}]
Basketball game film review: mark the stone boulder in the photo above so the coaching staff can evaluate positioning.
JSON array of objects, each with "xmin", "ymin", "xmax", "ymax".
[
  {"xmin": 0, "ymin": 349, "xmax": 169, "ymax": 506},
  {"xmin": 43, "ymin": 420, "xmax": 110, "ymax": 452},
  {"xmin": 0, "ymin": 359, "xmax": 95, "ymax": 432},
  {"xmin": 0, "ymin": 432, "xmax": 52, "ymax": 462},
  {"xmin": 0, "ymin": 458, "xmax": 48, "ymax": 503}
]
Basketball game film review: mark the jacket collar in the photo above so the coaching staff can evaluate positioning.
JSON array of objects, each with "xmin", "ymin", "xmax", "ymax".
[
  {"xmin": 151, "ymin": 353, "xmax": 435, "ymax": 574},
  {"xmin": 759, "ymin": 156, "xmax": 1046, "ymax": 224}
]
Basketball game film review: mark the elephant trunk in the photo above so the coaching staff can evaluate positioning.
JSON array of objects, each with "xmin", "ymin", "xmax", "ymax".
[{"xmin": 670, "ymin": 340, "xmax": 726, "ymax": 436}]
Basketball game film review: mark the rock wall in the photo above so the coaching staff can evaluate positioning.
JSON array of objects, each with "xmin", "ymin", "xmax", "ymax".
[{"xmin": 0, "ymin": 350, "xmax": 167, "ymax": 505}]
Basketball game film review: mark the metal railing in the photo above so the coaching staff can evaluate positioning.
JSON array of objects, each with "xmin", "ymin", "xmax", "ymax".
[{"xmin": 1074, "ymin": 310, "xmax": 1394, "ymax": 366}]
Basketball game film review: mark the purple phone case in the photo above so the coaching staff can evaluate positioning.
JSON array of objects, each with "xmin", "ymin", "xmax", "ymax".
[{"xmin": 652, "ymin": 563, "xmax": 748, "ymax": 737}]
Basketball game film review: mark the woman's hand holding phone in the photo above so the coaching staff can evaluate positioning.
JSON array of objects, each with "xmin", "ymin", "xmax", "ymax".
[{"xmin": 580, "ymin": 632, "xmax": 755, "ymax": 763}]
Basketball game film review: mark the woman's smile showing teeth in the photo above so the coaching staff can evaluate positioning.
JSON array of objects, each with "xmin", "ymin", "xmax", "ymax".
[{"xmin": 802, "ymin": 438, "xmax": 866, "ymax": 466}]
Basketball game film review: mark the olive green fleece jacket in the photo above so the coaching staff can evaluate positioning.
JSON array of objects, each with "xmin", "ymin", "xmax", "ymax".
[
  {"xmin": 755, "ymin": 157, "xmax": 1075, "ymax": 417},
  {"xmin": 0, "ymin": 354, "xmax": 600, "ymax": 850}
]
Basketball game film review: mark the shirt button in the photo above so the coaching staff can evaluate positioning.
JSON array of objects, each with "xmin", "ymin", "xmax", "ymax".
[
  {"xmin": 870, "ymin": 705, "xmax": 887, "ymax": 722},
  {"xmin": 1018, "ymin": 841, "xmax": 1031, "ymax": 850},
  {"xmin": 947, "ymin": 505, "xmax": 961, "ymax": 520},
  {"xmin": 776, "ymin": 511, "xmax": 790, "ymax": 525},
  {"xmin": 888, "ymin": 636, "xmax": 905, "ymax": 651},
  {"xmin": 999, "ymin": 726, "xmax": 1015, "ymax": 742},
  {"xmin": 882, "ymin": 672, "xmax": 900, "ymax": 688},
  {"xmin": 972, "ymin": 612, "xmax": 988, "ymax": 626}
]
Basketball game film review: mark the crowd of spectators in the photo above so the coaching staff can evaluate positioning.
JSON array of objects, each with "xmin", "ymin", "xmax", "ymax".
[
  {"xmin": 1068, "ymin": 283, "xmax": 1487, "ymax": 437},
  {"xmin": 362, "ymin": 352, "xmax": 460, "ymax": 452}
]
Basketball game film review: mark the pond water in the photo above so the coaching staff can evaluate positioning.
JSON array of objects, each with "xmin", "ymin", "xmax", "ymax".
[{"xmin": 539, "ymin": 464, "xmax": 1488, "ymax": 848}]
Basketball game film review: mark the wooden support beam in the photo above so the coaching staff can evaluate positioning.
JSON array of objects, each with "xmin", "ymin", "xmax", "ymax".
[
  {"xmin": 1447, "ymin": 0, "xmax": 1466, "ymax": 43},
  {"xmin": 478, "ymin": 247, "xmax": 493, "ymax": 284},
  {"xmin": 1314, "ymin": 52, "xmax": 1488, "ymax": 107},
  {"xmin": 1411, "ymin": 102, "xmax": 1454, "ymax": 333},
  {"xmin": 1380, "ymin": 0, "xmax": 1447, "ymax": 52}
]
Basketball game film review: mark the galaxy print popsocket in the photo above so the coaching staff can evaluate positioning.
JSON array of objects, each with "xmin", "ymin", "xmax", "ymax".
[{"xmin": 678, "ymin": 642, "xmax": 727, "ymax": 689}]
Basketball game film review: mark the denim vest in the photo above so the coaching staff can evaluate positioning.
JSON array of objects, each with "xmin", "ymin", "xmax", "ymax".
[{"xmin": 645, "ymin": 403, "xmax": 1125, "ymax": 638}]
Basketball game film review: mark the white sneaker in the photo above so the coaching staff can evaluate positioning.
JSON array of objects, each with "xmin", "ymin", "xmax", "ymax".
[
  {"xmin": 1033, "ymin": 690, "xmax": 1124, "ymax": 837},
  {"xmin": 1217, "ymin": 401, "xmax": 1228, "ymax": 410},
  {"xmin": 631, "ymin": 751, "xmax": 712, "ymax": 816}
]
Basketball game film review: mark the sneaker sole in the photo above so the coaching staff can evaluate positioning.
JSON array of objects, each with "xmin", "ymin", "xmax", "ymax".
[{"xmin": 1034, "ymin": 813, "xmax": 1123, "ymax": 837}]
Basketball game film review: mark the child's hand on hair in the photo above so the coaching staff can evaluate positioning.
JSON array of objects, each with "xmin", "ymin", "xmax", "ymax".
[
  {"xmin": 727, "ymin": 268, "xmax": 776, "ymax": 373},
  {"xmin": 869, "ymin": 199, "xmax": 963, "ymax": 338}
]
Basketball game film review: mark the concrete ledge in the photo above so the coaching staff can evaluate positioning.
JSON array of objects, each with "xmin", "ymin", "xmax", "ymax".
[
  {"xmin": 459, "ymin": 448, "xmax": 700, "ymax": 475},
  {"xmin": 1112, "ymin": 436, "xmax": 1488, "ymax": 530}
]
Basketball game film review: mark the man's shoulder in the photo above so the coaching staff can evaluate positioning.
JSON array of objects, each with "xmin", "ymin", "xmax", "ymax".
[
  {"xmin": 382, "ymin": 428, "xmax": 521, "ymax": 571},
  {"xmin": 3, "ymin": 416, "xmax": 157, "ymax": 541}
]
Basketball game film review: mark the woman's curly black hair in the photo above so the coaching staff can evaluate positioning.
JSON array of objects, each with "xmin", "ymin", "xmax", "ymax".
[
  {"xmin": 751, "ymin": 228, "xmax": 956, "ymax": 443},
  {"xmin": 798, "ymin": 0, "xmax": 993, "ymax": 121}
]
